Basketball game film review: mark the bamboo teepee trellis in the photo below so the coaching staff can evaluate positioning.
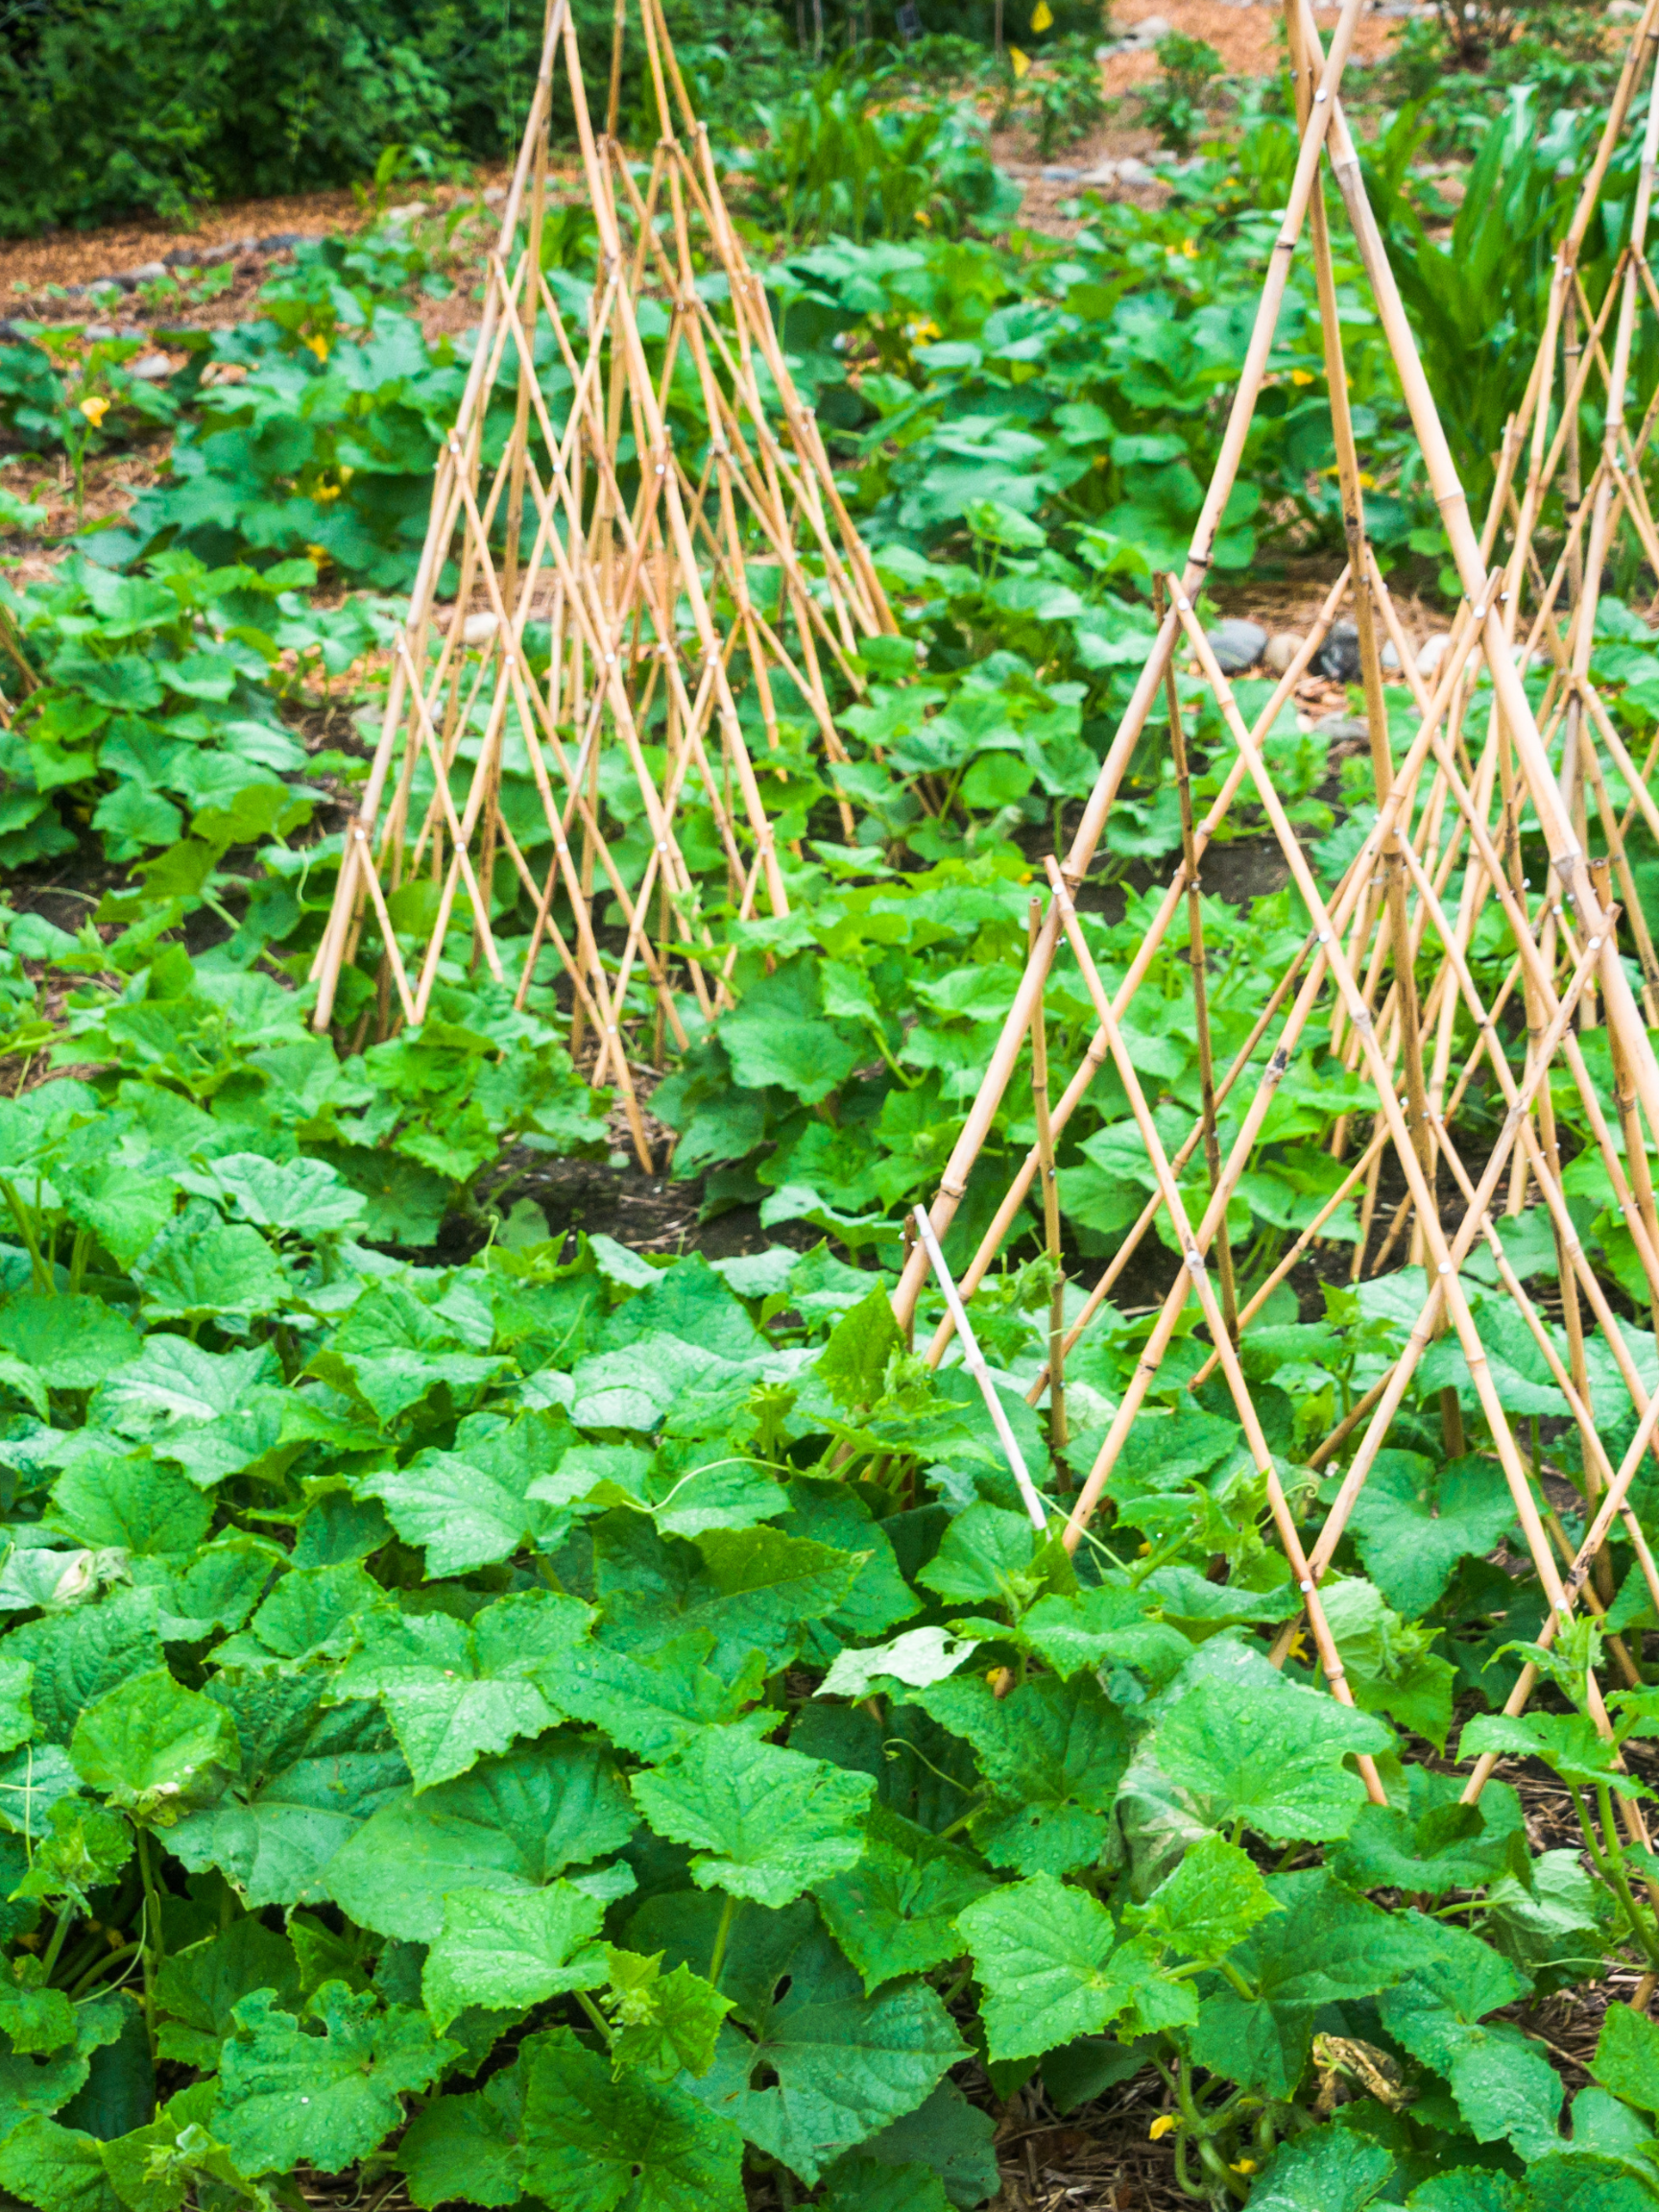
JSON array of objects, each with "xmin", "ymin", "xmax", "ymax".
[
  {"xmin": 308, "ymin": 0, "xmax": 895, "ymax": 1165},
  {"xmin": 895, "ymin": 0, "xmax": 1659, "ymax": 1890}
]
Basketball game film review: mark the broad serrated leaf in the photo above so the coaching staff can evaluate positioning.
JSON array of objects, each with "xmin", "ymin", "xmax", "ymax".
[
  {"xmin": 686, "ymin": 1913, "xmax": 965, "ymax": 2182},
  {"xmin": 5, "ymin": 1589, "xmax": 164, "ymax": 1743},
  {"xmin": 1347, "ymin": 1450, "xmax": 1517, "ymax": 1614},
  {"xmin": 633, "ymin": 1725, "xmax": 873, "ymax": 1908},
  {"xmin": 521, "ymin": 2034, "xmax": 745, "ymax": 2212},
  {"xmin": 69, "ymin": 1669, "xmax": 239, "ymax": 1818},
  {"xmin": 1331, "ymin": 1767, "xmax": 1527, "ymax": 1899},
  {"xmin": 1459, "ymin": 1711, "xmax": 1641, "ymax": 1793},
  {"xmin": 1378, "ymin": 1918, "xmax": 1557, "ymax": 2153},
  {"xmin": 214, "ymin": 1982, "xmax": 457, "ymax": 2176},
  {"xmin": 422, "ymin": 1883, "xmax": 608, "ymax": 2032},
  {"xmin": 167, "ymin": 1685, "xmax": 407, "ymax": 1909},
  {"xmin": 595, "ymin": 1517, "xmax": 864, "ymax": 1673},
  {"xmin": 1131, "ymin": 1833, "xmax": 1280, "ymax": 1964},
  {"xmin": 1147, "ymin": 1644, "xmax": 1391, "ymax": 1841},
  {"xmin": 913, "ymin": 1671, "xmax": 1131, "ymax": 1875},
  {"xmin": 1019, "ymin": 1583, "xmax": 1191, "ymax": 1686},
  {"xmin": 1245, "ymin": 2126, "xmax": 1394, "ymax": 2212},
  {"xmin": 1591, "ymin": 2003, "xmax": 1659, "ymax": 2116},
  {"xmin": 553, "ymin": 1632, "xmax": 771, "ymax": 1762},
  {"xmin": 0, "ymin": 1296, "xmax": 141, "ymax": 1394},
  {"xmin": 331, "ymin": 1588, "xmax": 589, "ymax": 1790},
  {"xmin": 604, "ymin": 1948, "xmax": 733, "ymax": 2081},
  {"xmin": 814, "ymin": 1805, "xmax": 994, "ymax": 1993},
  {"xmin": 358, "ymin": 1410, "xmax": 572, "ymax": 1575},
  {"xmin": 0, "ymin": 2117, "xmax": 122, "ymax": 2212},
  {"xmin": 154, "ymin": 1917, "xmax": 301, "ymax": 2069},
  {"xmin": 48, "ymin": 1455, "xmax": 212, "ymax": 1561},
  {"xmin": 397, "ymin": 2053, "xmax": 529, "ymax": 2209},
  {"xmin": 178, "ymin": 1152, "xmax": 367, "ymax": 1237},
  {"xmin": 959, "ymin": 1874, "xmax": 1170, "ymax": 2060},
  {"xmin": 133, "ymin": 1205, "xmax": 291, "ymax": 1323},
  {"xmin": 325, "ymin": 1736, "xmax": 635, "ymax": 1942}
]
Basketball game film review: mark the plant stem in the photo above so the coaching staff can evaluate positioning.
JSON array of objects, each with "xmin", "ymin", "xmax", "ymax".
[
  {"xmin": 574, "ymin": 1989, "xmax": 614, "ymax": 2046},
  {"xmin": 708, "ymin": 1892, "xmax": 738, "ymax": 1990},
  {"xmin": 134, "ymin": 1828, "xmax": 164, "ymax": 2058},
  {"xmin": 39, "ymin": 1903, "xmax": 76, "ymax": 1983}
]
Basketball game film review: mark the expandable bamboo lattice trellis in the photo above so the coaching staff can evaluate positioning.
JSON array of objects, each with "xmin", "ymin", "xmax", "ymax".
[
  {"xmin": 309, "ymin": 0, "xmax": 895, "ymax": 1166},
  {"xmin": 896, "ymin": 0, "xmax": 1659, "ymax": 1909}
]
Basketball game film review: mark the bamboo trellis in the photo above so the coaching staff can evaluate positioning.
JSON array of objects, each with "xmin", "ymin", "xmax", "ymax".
[
  {"xmin": 308, "ymin": 0, "xmax": 895, "ymax": 1166},
  {"xmin": 891, "ymin": 0, "xmax": 1659, "ymax": 1889}
]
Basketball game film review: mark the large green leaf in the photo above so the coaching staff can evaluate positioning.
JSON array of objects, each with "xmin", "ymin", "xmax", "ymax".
[
  {"xmin": 325, "ymin": 1737, "xmax": 635, "ymax": 1941},
  {"xmin": 959, "ymin": 1873, "xmax": 1173, "ymax": 2060},
  {"xmin": 913, "ymin": 1671, "xmax": 1132, "ymax": 1874},
  {"xmin": 594, "ymin": 1517, "xmax": 863, "ymax": 1672},
  {"xmin": 167, "ymin": 1685, "xmax": 407, "ymax": 1909},
  {"xmin": 1145, "ymin": 1645, "xmax": 1391, "ymax": 1841},
  {"xmin": 5, "ymin": 1590, "xmax": 164, "ymax": 1744},
  {"xmin": 0, "ymin": 2118, "xmax": 123, "ymax": 2212},
  {"xmin": 1245, "ymin": 2127, "xmax": 1395, "ymax": 2212},
  {"xmin": 421, "ymin": 1883, "xmax": 608, "ymax": 2032},
  {"xmin": 0, "ymin": 1296, "xmax": 141, "ymax": 1393},
  {"xmin": 1594, "ymin": 2003, "xmax": 1659, "ymax": 2115},
  {"xmin": 357, "ymin": 1410, "xmax": 572, "ymax": 1575},
  {"xmin": 397, "ymin": 2053, "xmax": 530, "ymax": 2210},
  {"xmin": 48, "ymin": 1457, "xmax": 211, "ymax": 1561},
  {"xmin": 1131, "ymin": 1832, "xmax": 1280, "ymax": 1964},
  {"xmin": 214, "ymin": 1983, "xmax": 455, "ymax": 2176},
  {"xmin": 520, "ymin": 2033, "xmax": 746, "ymax": 2212},
  {"xmin": 632, "ymin": 1726, "xmax": 873, "ymax": 1908},
  {"xmin": 68, "ymin": 1669, "xmax": 238, "ymax": 1818},
  {"xmin": 687, "ymin": 1915, "xmax": 965, "ymax": 2182},
  {"xmin": 552, "ymin": 1631, "xmax": 771, "ymax": 1761},
  {"xmin": 331, "ymin": 1589, "xmax": 589, "ymax": 1790},
  {"xmin": 1188, "ymin": 1870, "xmax": 1444, "ymax": 2099},
  {"xmin": 155, "ymin": 1918, "xmax": 302, "ymax": 2068},
  {"xmin": 1378, "ymin": 1918, "xmax": 1559, "ymax": 2154},
  {"xmin": 1346, "ymin": 1450, "xmax": 1518, "ymax": 1614},
  {"xmin": 815, "ymin": 1806, "xmax": 994, "ymax": 1993}
]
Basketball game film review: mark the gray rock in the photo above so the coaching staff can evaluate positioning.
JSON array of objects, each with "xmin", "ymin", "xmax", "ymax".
[
  {"xmin": 1262, "ymin": 631, "xmax": 1304, "ymax": 675},
  {"xmin": 1114, "ymin": 156, "xmax": 1158, "ymax": 186},
  {"xmin": 1128, "ymin": 12, "xmax": 1173, "ymax": 39},
  {"xmin": 1313, "ymin": 713, "xmax": 1369, "ymax": 741},
  {"xmin": 1313, "ymin": 621, "xmax": 1360, "ymax": 682},
  {"xmin": 1041, "ymin": 166, "xmax": 1082, "ymax": 180},
  {"xmin": 255, "ymin": 232, "xmax": 310, "ymax": 253},
  {"xmin": 128, "ymin": 353, "xmax": 174, "ymax": 380},
  {"xmin": 384, "ymin": 200, "xmax": 428, "ymax": 223},
  {"xmin": 1380, "ymin": 637, "xmax": 1400, "ymax": 671},
  {"xmin": 1206, "ymin": 618, "xmax": 1268, "ymax": 674},
  {"xmin": 116, "ymin": 260, "xmax": 170, "ymax": 289},
  {"xmin": 1416, "ymin": 632, "xmax": 1452, "ymax": 678},
  {"xmin": 1076, "ymin": 160, "xmax": 1119, "ymax": 184},
  {"xmin": 84, "ymin": 324, "xmax": 117, "ymax": 344}
]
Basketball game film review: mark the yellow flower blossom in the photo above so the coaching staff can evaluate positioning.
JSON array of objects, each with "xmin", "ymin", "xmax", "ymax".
[
  {"xmin": 1231, "ymin": 2159, "xmax": 1259, "ymax": 2176},
  {"xmin": 305, "ymin": 543, "xmax": 331, "ymax": 566},
  {"xmin": 1149, "ymin": 2114, "xmax": 1177, "ymax": 2142},
  {"xmin": 1031, "ymin": 0, "xmax": 1054, "ymax": 27},
  {"xmin": 1009, "ymin": 44, "xmax": 1031, "ymax": 75},
  {"xmin": 1358, "ymin": 470, "xmax": 1378, "ymax": 489},
  {"xmin": 313, "ymin": 481, "xmax": 342, "ymax": 504},
  {"xmin": 1289, "ymin": 369, "xmax": 1315, "ymax": 387},
  {"xmin": 303, "ymin": 333, "xmax": 329, "ymax": 363},
  {"xmin": 1182, "ymin": 238, "xmax": 1198, "ymax": 259},
  {"xmin": 78, "ymin": 395, "xmax": 110, "ymax": 428}
]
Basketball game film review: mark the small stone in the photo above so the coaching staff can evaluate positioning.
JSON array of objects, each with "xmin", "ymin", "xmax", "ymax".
[
  {"xmin": 128, "ymin": 353, "xmax": 174, "ymax": 381},
  {"xmin": 1076, "ymin": 160, "xmax": 1119, "ymax": 184},
  {"xmin": 1262, "ymin": 631, "xmax": 1303, "ymax": 675},
  {"xmin": 1206, "ymin": 618, "xmax": 1268, "ymax": 674},
  {"xmin": 255, "ymin": 231, "xmax": 310, "ymax": 253},
  {"xmin": 1041, "ymin": 166, "xmax": 1082, "ymax": 180},
  {"xmin": 1313, "ymin": 712, "xmax": 1368, "ymax": 741},
  {"xmin": 1380, "ymin": 637, "xmax": 1400, "ymax": 671},
  {"xmin": 84, "ymin": 324, "xmax": 116, "ymax": 344},
  {"xmin": 1114, "ymin": 156, "xmax": 1157, "ymax": 186},
  {"xmin": 483, "ymin": 186, "xmax": 507, "ymax": 205},
  {"xmin": 1416, "ymin": 632, "xmax": 1452, "ymax": 678},
  {"xmin": 462, "ymin": 611, "xmax": 498, "ymax": 646},
  {"xmin": 1313, "ymin": 621, "xmax": 1360, "ymax": 682},
  {"xmin": 116, "ymin": 260, "xmax": 170, "ymax": 289},
  {"xmin": 384, "ymin": 200, "xmax": 429, "ymax": 223},
  {"xmin": 1129, "ymin": 12, "xmax": 1173, "ymax": 39}
]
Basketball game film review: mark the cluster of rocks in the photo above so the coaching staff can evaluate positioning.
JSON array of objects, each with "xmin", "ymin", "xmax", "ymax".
[
  {"xmin": 1204, "ymin": 615, "xmax": 1453, "ymax": 683},
  {"xmin": 48, "ymin": 231, "xmax": 319, "ymax": 304}
]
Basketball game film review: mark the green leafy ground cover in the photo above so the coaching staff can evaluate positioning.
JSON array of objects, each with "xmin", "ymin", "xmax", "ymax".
[{"xmin": 3, "ymin": 55, "xmax": 1659, "ymax": 2212}]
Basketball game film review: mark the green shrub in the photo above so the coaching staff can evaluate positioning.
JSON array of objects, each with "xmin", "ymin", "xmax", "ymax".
[
  {"xmin": 0, "ymin": 0, "xmax": 794, "ymax": 235},
  {"xmin": 1137, "ymin": 31, "xmax": 1222, "ymax": 155}
]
